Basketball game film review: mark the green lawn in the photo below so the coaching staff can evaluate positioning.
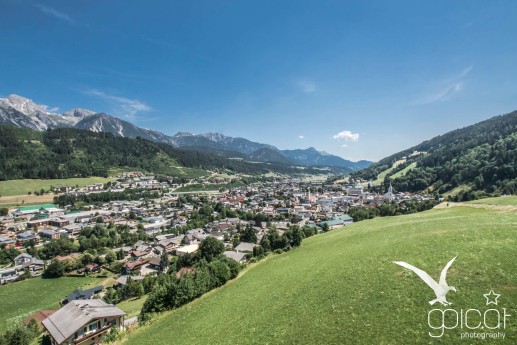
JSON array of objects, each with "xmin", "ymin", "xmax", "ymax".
[
  {"xmin": 371, "ymin": 158, "xmax": 406, "ymax": 185},
  {"xmin": 117, "ymin": 295, "xmax": 148, "ymax": 318},
  {"xmin": 390, "ymin": 162, "xmax": 417, "ymax": 179},
  {"xmin": 467, "ymin": 195, "xmax": 517, "ymax": 205},
  {"xmin": 0, "ymin": 177, "xmax": 114, "ymax": 196},
  {"xmin": 126, "ymin": 201, "xmax": 517, "ymax": 344},
  {"xmin": 0, "ymin": 276, "xmax": 105, "ymax": 333}
]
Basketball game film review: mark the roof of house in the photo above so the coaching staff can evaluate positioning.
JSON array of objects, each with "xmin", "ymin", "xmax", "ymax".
[
  {"xmin": 124, "ymin": 258, "xmax": 149, "ymax": 270},
  {"xmin": 176, "ymin": 244, "xmax": 199, "ymax": 254},
  {"xmin": 176, "ymin": 267, "xmax": 195, "ymax": 279},
  {"xmin": 64, "ymin": 285, "xmax": 104, "ymax": 304},
  {"xmin": 42, "ymin": 299, "xmax": 125, "ymax": 344},
  {"xmin": 115, "ymin": 275, "xmax": 144, "ymax": 285},
  {"xmin": 15, "ymin": 253, "xmax": 33, "ymax": 260},
  {"xmin": 234, "ymin": 242, "xmax": 257, "ymax": 253},
  {"xmin": 224, "ymin": 251, "xmax": 247, "ymax": 262},
  {"xmin": 148, "ymin": 256, "xmax": 161, "ymax": 267},
  {"xmin": 40, "ymin": 229, "xmax": 58, "ymax": 235},
  {"xmin": 0, "ymin": 236, "xmax": 15, "ymax": 245}
]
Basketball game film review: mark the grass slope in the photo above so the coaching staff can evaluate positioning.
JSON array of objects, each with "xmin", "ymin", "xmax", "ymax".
[
  {"xmin": 0, "ymin": 276, "xmax": 105, "ymax": 333},
  {"xmin": 390, "ymin": 162, "xmax": 416, "ymax": 179},
  {"xmin": 467, "ymin": 195, "xmax": 517, "ymax": 205},
  {"xmin": 117, "ymin": 296, "xmax": 149, "ymax": 318},
  {"xmin": 371, "ymin": 158, "xmax": 406, "ymax": 185},
  {"xmin": 126, "ymin": 200, "xmax": 517, "ymax": 344}
]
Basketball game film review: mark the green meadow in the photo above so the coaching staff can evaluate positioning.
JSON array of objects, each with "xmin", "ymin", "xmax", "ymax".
[
  {"xmin": 126, "ymin": 200, "xmax": 517, "ymax": 344},
  {"xmin": 117, "ymin": 295, "xmax": 149, "ymax": 318},
  {"xmin": 0, "ymin": 276, "xmax": 106, "ymax": 333},
  {"xmin": 467, "ymin": 195, "xmax": 517, "ymax": 206},
  {"xmin": 0, "ymin": 177, "xmax": 114, "ymax": 197}
]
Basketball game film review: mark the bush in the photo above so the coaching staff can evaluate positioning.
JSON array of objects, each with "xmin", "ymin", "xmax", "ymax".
[{"xmin": 43, "ymin": 260, "xmax": 65, "ymax": 278}]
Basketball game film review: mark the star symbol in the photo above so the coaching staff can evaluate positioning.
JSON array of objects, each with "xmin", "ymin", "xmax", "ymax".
[{"xmin": 483, "ymin": 290, "xmax": 501, "ymax": 305}]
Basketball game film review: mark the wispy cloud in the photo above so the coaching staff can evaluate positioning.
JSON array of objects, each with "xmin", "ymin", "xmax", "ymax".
[
  {"xmin": 412, "ymin": 66, "xmax": 473, "ymax": 105},
  {"xmin": 46, "ymin": 106, "xmax": 60, "ymax": 113},
  {"xmin": 84, "ymin": 89, "xmax": 151, "ymax": 121},
  {"xmin": 35, "ymin": 4, "xmax": 74, "ymax": 24},
  {"xmin": 298, "ymin": 135, "xmax": 304, "ymax": 139},
  {"xmin": 296, "ymin": 79, "xmax": 316, "ymax": 93},
  {"xmin": 333, "ymin": 130, "xmax": 360, "ymax": 142}
]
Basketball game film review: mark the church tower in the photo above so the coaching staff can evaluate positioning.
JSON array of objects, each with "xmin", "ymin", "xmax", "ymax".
[{"xmin": 384, "ymin": 182, "xmax": 394, "ymax": 201}]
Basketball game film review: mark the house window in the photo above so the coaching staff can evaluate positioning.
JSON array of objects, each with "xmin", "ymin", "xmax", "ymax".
[{"xmin": 88, "ymin": 322, "xmax": 97, "ymax": 332}]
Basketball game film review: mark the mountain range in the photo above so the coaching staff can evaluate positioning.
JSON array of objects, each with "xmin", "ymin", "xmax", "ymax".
[{"xmin": 0, "ymin": 94, "xmax": 371, "ymax": 171}]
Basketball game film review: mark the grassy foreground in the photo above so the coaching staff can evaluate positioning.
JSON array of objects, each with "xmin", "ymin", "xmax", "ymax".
[
  {"xmin": 125, "ymin": 201, "xmax": 517, "ymax": 344},
  {"xmin": 0, "ymin": 276, "xmax": 105, "ymax": 333}
]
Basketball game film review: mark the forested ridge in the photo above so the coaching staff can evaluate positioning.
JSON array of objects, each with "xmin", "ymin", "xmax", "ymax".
[
  {"xmin": 352, "ymin": 110, "xmax": 517, "ymax": 199},
  {"xmin": 0, "ymin": 126, "xmax": 331, "ymax": 180}
]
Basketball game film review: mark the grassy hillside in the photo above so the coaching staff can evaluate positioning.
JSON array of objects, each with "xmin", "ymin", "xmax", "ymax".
[
  {"xmin": 352, "ymin": 110, "xmax": 517, "ymax": 198},
  {"xmin": 0, "ymin": 276, "xmax": 106, "ymax": 333},
  {"xmin": 125, "ymin": 199, "xmax": 517, "ymax": 344}
]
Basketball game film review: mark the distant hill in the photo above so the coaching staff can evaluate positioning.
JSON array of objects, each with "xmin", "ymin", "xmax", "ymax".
[
  {"xmin": 281, "ymin": 147, "xmax": 372, "ymax": 169},
  {"xmin": 0, "ymin": 125, "xmax": 343, "ymax": 180},
  {"xmin": 352, "ymin": 110, "xmax": 517, "ymax": 199},
  {"xmin": 0, "ymin": 94, "xmax": 371, "ymax": 171},
  {"xmin": 170, "ymin": 132, "xmax": 370, "ymax": 169},
  {"xmin": 173, "ymin": 132, "xmax": 278, "ymax": 156},
  {"xmin": 250, "ymin": 147, "xmax": 294, "ymax": 164}
]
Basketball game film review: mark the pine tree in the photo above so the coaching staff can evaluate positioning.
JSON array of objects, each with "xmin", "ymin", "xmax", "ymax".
[{"xmin": 159, "ymin": 251, "xmax": 170, "ymax": 272}]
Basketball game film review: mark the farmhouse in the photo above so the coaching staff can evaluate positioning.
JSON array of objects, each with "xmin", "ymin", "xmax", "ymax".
[{"xmin": 42, "ymin": 299, "xmax": 125, "ymax": 345}]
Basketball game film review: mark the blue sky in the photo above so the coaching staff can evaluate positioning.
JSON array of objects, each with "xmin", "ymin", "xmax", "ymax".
[{"xmin": 1, "ymin": 1, "xmax": 517, "ymax": 161}]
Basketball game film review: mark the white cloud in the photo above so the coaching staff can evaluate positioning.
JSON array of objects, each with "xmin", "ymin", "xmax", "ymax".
[
  {"xmin": 46, "ymin": 106, "xmax": 60, "ymax": 113},
  {"xmin": 84, "ymin": 89, "xmax": 151, "ymax": 120},
  {"xmin": 35, "ymin": 4, "xmax": 74, "ymax": 24},
  {"xmin": 412, "ymin": 66, "xmax": 473, "ymax": 105},
  {"xmin": 296, "ymin": 79, "xmax": 316, "ymax": 93},
  {"xmin": 333, "ymin": 130, "xmax": 360, "ymax": 142},
  {"xmin": 298, "ymin": 135, "xmax": 304, "ymax": 139}
]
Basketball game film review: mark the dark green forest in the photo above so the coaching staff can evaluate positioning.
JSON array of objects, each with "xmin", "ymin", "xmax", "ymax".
[
  {"xmin": 352, "ymin": 111, "xmax": 517, "ymax": 199},
  {"xmin": 0, "ymin": 126, "xmax": 329, "ymax": 180}
]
